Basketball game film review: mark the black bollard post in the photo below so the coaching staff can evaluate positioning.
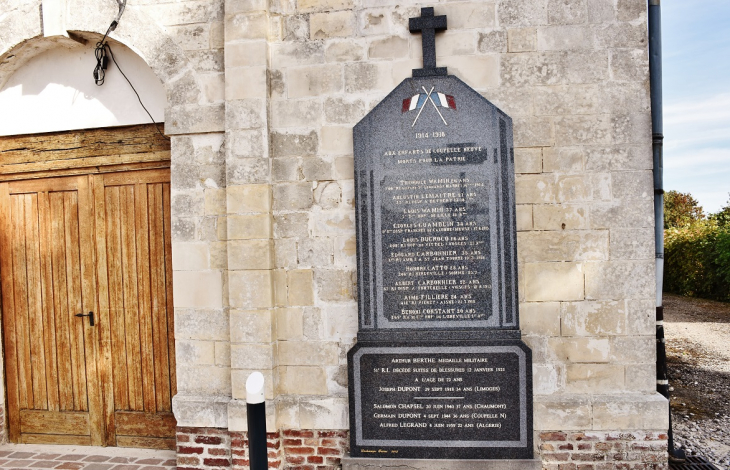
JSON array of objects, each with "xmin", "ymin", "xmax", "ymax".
[{"xmin": 246, "ymin": 372, "xmax": 268, "ymax": 470}]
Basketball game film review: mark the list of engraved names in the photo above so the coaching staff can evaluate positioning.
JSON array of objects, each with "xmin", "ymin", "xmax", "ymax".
[
  {"xmin": 359, "ymin": 351, "xmax": 522, "ymax": 442},
  {"xmin": 379, "ymin": 143, "xmax": 493, "ymax": 324}
]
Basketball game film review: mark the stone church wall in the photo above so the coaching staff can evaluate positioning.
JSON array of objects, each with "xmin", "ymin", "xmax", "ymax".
[{"xmin": 0, "ymin": 0, "xmax": 668, "ymax": 468}]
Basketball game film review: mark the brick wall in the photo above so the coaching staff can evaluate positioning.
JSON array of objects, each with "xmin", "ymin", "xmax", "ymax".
[
  {"xmin": 539, "ymin": 431, "xmax": 669, "ymax": 470},
  {"xmin": 178, "ymin": 427, "xmax": 348, "ymax": 470}
]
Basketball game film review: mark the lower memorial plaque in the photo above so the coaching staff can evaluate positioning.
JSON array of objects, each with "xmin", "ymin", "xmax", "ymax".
[{"xmin": 348, "ymin": 341, "xmax": 533, "ymax": 459}]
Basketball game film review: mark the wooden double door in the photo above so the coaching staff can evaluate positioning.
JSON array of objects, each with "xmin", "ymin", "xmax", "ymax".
[{"xmin": 0, "ymin": 169, "xmax": 176, "ymax": 448}]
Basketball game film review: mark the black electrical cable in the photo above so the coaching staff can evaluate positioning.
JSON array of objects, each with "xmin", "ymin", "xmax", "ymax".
[{"xmin": 93, "ymin": 17, "xmax": 168, "ymax": 139}]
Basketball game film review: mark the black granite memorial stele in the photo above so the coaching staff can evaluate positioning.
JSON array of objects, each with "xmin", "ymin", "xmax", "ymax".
[{"xmin": 346, "ymin": 7, "xmax": 534, "ymax": 462}]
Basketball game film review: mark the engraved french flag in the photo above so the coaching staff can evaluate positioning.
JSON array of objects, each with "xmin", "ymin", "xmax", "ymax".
[{"xmin": 401, "ymin": 92, "xmax": 456, "ymax": 112}]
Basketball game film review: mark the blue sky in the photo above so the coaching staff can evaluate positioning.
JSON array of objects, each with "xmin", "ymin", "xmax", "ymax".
[{"xmin": 662, "ymin": 1, "xmax": 730, "ymax": 214}]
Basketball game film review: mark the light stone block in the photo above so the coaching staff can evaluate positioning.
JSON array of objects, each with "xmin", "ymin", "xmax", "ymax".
[
  {"xmin": 278, "ymin": 366, "xmax": 328, "ymax": 395},
  {"xmin": 167, "ymin": 23, "xmax": 212, "ymax": 51},
  {"xmin": 275, "ymin": 307, "xmax": 304, "ymax": 340},
  {"xmin": 584, "ymin": 260, "xmax": 654, "ymax": 300},
  {"xmin": 533, "ymin": 364, "xmax": 563, "ymax": 395},
  {"xmin": 271, "ymin": 99, "xmax": 321, "ymax": 128},
  {"xmin": 587, "ymin": 0, "xmax": 615, "ymax": 24},
  {"xmin": 543, "ymin": 147, "xmax": 584, "ymax": 174},
  {"xmin": 610, "ymin": 336, "xmax": 655, "ymax": 364},
  {"xmin": 325, "ymin": 39, "xmax": 366, "ymax": 62},
  {"xmin": 547, "ymin": 0, "xmax": 587, "ymax": 25},
  {"xmin": 369, "ymin": 36, "xmax": 409, "ymax": 59},
  {"xmin": 627, "ymin": 299, "xmax": 655, "ymax": 336},
  {"xmin": 287, "ymin": 64, "xmax": 344, "ymax": 99},
  {"xmin": 229, "ymin": 270, "xmax": 274, "ymax": 309},
  {"xmin": 275, "ymin": 238, "xmax": 299, "ymax": 269},
  {"xmin": 315, "ymin": 268, "xmax": 355, "ymax": 302},
  {"xmin": 205, "ymin": 188, "xmax": 227, "ymax": 216},
  {"xmin": 517, "ymin": 231, "xmax": 608, "ymax": 263},
  {"xmin": 226, "ymin": 99, "xmax": 265, "ymax": 130},
  {"xmin": 166, "ymin": 103, "xmax": 226, "ymax": 135},
  {"xmin": 500, "ymin": 52, "xmax": 563, "ymax": 87},
  {"xmin": 215, "ymin": 342, "xmax": 231, "ymax": 367},
  {"xmin": 278, "ymin": 341, "xmax": 340, "ymax": 366},
  {"xmin": 532, "ymin": 204, "xmax": 588, "ymax": 231},
  {"xmin": 273, "ymin": 183, "xmax": 314, "ymax": 210},
  {"xmin": 508, "ymin": 28, "xmax": 536, "ymax": 52},
  {"xmin": 176, "ymin": 309, "xmax": 230, "ymax": 341},
  {"xmin": 548, "ymin": 337, "xmax": 611, "ymax": 363},
  {"xmin": 227, "ymin": 129, "xmax": 265, "ymax": 159},
  {"xmin": 344, "ymin": 62, "xmax": 393, "ymax": 93},
  {"xmin": 225, "ymin": 40, "xmax": 267, "ymax": 68},
  {"xmin": 524, "ymin": 262, "xmax": 584, "ymax": 302},
  {"xmin": 592, "ymin": 394, "xmax": 669, "ymax": 431},
  {"xmin": 561, "ymin": 300, "xmax": 626, "ymax": 336},
  {"xmin": 533, "ymin": 395, "xmax": 592, "ymax": 430},
  {"xmin": 335, "ymin": 235, "xmax": 357, "ymax": 268},
  {"xmin": 275, "ymin": 213, "xmax": 310, "ymax": 238},
  {"xmin": 225, "ymin": 12, "xmax": 268, "ymax": 41},
  {"xmin": 298, "ymin": 0, "xmax": 353, "ymax": 13},
  {"xmin": 231, "ymin": 343, "xmax": 275, "ymax": 369},
  {"xmin": 299, "ymin": 397, "xmax": 348, "ymax": 429},
  {"xmin": 520, "ymin": 302, "xmax": 560, "ymax": 336},
  {"xmin": 515, "ymin": 174, "xmax": 557, "ymax": 204},
  {"xmin": 611, "ymin": 170, "xmax": 653, "ymax": 200},
  {"xmin": 298, "ymin": 237, "xmax": 334, "ymax": 267},
  {"xmin": 173, "ymin": 271, "xmax": 224, "ymax": 308},
  {"xmin": 478, "ymin": 30, "xmax": 508, "ymax": 53},
  {"xmin": 514, "ymin": 148, "xmax": 542, "ymax": 174},
  {"xmin": 313, "ymin": 181, "xmax": 341, "ymax": 208},
  {"xmin": 230, "ymin": 310, "xmax": 274, "ymax": 343},
  {"xmin": 610, "ymin": 228, "xmax": 654, "ymax": 260},
  {"xmin": 225, "ymin": 66, "xmax": 267, "ymax": 100},
  {"xmin": 227, "ymin": 184, "xmax": 271, "ymax": 214},
  {"xmin": 320, "ymin": 126, "xmax": 354, "ymax": 155},
  {"xmin": 200, "ymin": 72, "xmax": 225, "ymax": 104},
  {"xmin": 590, "ymin": 199, "xmax": 654, "ymax": 229},
  {"xmin": 513, "ymin": 116, "xmax": 554, "ymax": 147},
  {"xmin": 310, "ymin": 10, "xmax": 355, "ymax": 39},
  {"xmin": 276, "ymin": 396, "xmax": 301, "ymax": 429},
  {"xmin": 177, "ymin": 365, "xmax": 231, "ymax": 395},
  {"xmin": 433, "ymin": 31, "xmax": 477, "ymax": 58},
  {"xmin": 537, "ymin": 25, "xmax": 593, "ymax": 51},
  {"xmin": 271, "ymin": 42, "xmax": 325, "ymax": 68},
  {"xmin": 228, "ymin": 239, "xmax": 274, "ymax": 270},
  {"xmin": 357, "ymin": 8, "xmax": 392, "ymax": 36},
  {"xmin": 515, "ymin": 204, "xmax": 533, "ymax": 231},
  {"xmin": 498, "ymin": 0, "xmax": 548, "ymax": 27},
  {"xmin": 441, "ymin": 55, "xmax": 499, "ymax": 89},
  {"xmin": 273, "ymin": 269, "xmax": 288, "ymax": 307},
  {"xmin": 272, "ymin": 131, "xmax": 319, "ymax": 157},
  {"xmin": 176, "ymin": 339, "xmax": 216, "ymax": 365},
  {"xmin": 172, "ymin": 242, "xmax": 210, "ymax": 271},
  {"xmin": 310, "ymin": 210, "xmax": 355, "ymax": 237},
  {"xmin": 443, "ymin": 2, "xmax": 496, "ymax": 29},
  {"xmin": 323, "ymin": 302, "xmax": 358, "ymax": 341},
  {"xmin": 172, "ymin": 395, "xmax": 229, "ymax": 428},
  {"xmin": 626, "ymin": 364, "xmax": 656, "ymax": 392},
  {"xmin": 227, "ymin": 213, "xmax": 272, "ymax": 240},
  {"xmin": 565, "ymin": 364, "xmax": 624, "ymax": 393},
  {"xmin": 288, "ymin": 269, "xmax": 315, "ymax": 306}
]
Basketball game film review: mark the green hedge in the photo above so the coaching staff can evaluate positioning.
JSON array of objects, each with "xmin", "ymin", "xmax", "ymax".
[{"xmin": 664, "ymin": 221, "xmax": 730, "ymax": 301}]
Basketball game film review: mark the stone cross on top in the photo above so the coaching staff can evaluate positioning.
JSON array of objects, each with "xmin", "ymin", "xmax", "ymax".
[{"xmin": 409, "ymin": 7, "xmax": 447, "ymax": 77}]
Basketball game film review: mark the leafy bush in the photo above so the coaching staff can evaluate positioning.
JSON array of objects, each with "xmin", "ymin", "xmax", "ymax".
[{"xmin": 664, "ymin": 220, "xmax": 730, "ymax": 301}]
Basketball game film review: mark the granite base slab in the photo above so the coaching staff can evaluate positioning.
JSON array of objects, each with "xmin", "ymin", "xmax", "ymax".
[{"xmin": 341, "ymin": 455, "xmax": 542, "ymax": 470}]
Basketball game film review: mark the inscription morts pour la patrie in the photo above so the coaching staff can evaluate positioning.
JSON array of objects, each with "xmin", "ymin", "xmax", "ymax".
[{"xmin": 346, "ymin": 7, "xmax": 535, "ymax": 462}]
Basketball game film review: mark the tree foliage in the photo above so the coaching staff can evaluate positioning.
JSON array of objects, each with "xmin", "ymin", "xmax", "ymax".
[
  {"xmin": 709, "ymin": 194, "xmax": 730, "ymax": 227},
  {"xmin": 664, "ymin": 190, "xmax": 705, "ymax": 229}
]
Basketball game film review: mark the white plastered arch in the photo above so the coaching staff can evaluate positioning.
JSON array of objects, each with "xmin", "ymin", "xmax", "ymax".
[{"xmin": 0, "ymin": 0, "xmax": 202, "ymax": 135}]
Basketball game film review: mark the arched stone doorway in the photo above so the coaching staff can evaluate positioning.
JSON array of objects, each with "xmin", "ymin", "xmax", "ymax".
[{"xmin": 0, "ymin": 28, "xmax": 183, "ymax": 449}]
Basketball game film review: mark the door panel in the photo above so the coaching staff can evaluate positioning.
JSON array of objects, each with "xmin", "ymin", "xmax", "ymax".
[
  {"xmin": 0, "ymin": 177, "xmax": 101, "ymax": 445},
  {"xmin": 93, "ymin": 170, "xmax": 176, "ymax": 449},
  {"xmin": 1, "ymin": 169, "xmax": 175, "ymax": 449}
]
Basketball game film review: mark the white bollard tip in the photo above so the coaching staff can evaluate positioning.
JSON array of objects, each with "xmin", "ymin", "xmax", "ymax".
[{"xmin": 246, "ymin": 371, "xmax": 265, "ymax": 404}]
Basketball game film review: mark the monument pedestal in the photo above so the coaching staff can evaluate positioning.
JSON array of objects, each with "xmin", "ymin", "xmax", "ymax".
[{"xmin": 341, "ymin": 455, "xmax": 542, "ymax": 470}]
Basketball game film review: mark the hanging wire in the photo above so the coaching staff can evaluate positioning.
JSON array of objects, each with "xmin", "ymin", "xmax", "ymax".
[{"xmin": 92, "ymin": 0, "xmax": 168, "ymax": 139}]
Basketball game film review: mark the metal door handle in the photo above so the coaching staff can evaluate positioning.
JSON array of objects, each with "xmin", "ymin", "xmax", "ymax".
[{"xmin": 75, "ymin": 311, "xmax": 95, "ymax": 326}]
